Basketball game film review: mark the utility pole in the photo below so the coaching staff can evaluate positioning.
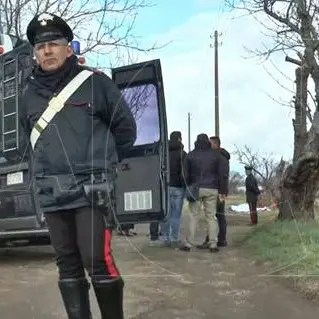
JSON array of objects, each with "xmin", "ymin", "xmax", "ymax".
[
  {"xmin": 214, "ymin": 30, "xmax": 219, "ymax": 137},
  {"xmin": 210, "ymin": 30, "xmax": 221, "ymax": 137},
  {"xmin": 187, "ymin": 112, "xmax": 191, "ymax": 152}
]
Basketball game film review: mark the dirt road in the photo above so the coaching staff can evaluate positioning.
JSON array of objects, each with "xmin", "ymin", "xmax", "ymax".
[{"xmin": 0, "ymin": 222, "xmax": 318, "ymax": 319}]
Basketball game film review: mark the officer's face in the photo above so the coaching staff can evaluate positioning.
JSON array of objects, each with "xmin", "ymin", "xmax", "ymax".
[{"xmin": 34, "ymin": 39, "xmax": 73, "ymax": 71}]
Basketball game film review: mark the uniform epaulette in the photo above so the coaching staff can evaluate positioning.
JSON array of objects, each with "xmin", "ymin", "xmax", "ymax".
[
  {"xmin": 79, "ymin": 65, "xmax": 104, "ymax": 75},
  {"xmin": 92, "ymin": 68, "xmax": 104, "ymax": 75}
]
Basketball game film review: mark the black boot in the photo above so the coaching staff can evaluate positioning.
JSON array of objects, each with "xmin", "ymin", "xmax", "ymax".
[
  {"xmin": 92, "ymin": 277, "xmax": 124, "ymax": 319},
  {"xmin": 252, "ymin": 212, "xmax": 258, "ymax": 224},
  {"xmin": 58, "ymin": 278, "xmax": 92, "ymax": 319}
]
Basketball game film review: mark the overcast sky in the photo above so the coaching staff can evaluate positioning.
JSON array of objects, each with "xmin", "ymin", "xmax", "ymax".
[
  {"xmin": 0, "ymin": 1, "xmax": 297, "ymax": 174},
  {"xmin": 116, "ymin": 0, "xmax": 298, "ymax": 174}
]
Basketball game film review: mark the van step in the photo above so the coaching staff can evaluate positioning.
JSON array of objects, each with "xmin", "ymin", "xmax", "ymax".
[{"xmin": 0, "ymin": 228, "xmax": 49, "ymax": 238}]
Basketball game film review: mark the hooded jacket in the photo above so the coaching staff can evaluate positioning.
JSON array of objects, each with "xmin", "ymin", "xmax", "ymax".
[
  {"xmin": 184, "ymin": 134, "xmax": 228, "ymax": 194},
  {"xmin": 168, "ymin": 139, "xmax": 187, "ymax": 188}
]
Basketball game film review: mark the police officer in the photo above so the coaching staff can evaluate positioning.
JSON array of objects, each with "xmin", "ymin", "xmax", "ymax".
[
  {"xmin": 20, "ymin": 12, "xmax": 137, "ymax": 319},
  {"xmin": 245, "ymin": 165, "xmax": 261, "ymax": 225}
]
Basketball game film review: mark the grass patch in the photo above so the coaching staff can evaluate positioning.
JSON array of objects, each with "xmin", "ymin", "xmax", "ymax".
[
  {"xmin": 243, "ymin": 220, "xmax": 319, "ymax": 298},
  {"xmin": 225, "ymin": 193, "xmax": 246, "ymax": 205},
  {"xmin": 244, "ymin": 220, "xmax": 319, "ymax": 277}
]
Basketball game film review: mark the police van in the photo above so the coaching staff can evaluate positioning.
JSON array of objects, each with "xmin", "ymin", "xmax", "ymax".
[{"xmin": 0, "ymin": 34, "xmax": 169, "ymax": 246}]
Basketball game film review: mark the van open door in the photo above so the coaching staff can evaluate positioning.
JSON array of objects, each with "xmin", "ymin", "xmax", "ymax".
[{"xmin": 112, "ymin": 59, "xmax": 169, "ymax": 224}]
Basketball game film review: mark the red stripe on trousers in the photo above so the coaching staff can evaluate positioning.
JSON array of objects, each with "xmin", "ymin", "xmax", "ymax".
[
  {"xmin": 248, "ymin": 202, "xmax": 253, "ymax": 223},
  {"xmin": 104, "ymin": 228, "xmax": 120, "ymax": 277}
]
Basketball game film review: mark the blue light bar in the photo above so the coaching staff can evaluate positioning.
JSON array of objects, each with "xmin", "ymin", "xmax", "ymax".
[{"xmin": 71, "ymin": 40, "xmax": 81, "ymax": 55}]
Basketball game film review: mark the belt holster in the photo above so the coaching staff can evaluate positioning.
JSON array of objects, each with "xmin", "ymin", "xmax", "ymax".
[{"xmin": 82, "ymin": 173, "xmax": 116, "ymax": 228}]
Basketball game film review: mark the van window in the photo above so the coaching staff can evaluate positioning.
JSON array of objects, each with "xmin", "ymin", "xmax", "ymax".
[{"xmin": 120, "ymin": 83, "xmax": 160, "ymax": 146}]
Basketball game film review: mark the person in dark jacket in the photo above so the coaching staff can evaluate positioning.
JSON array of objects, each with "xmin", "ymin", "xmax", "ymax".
[
  {"xmin": 20, "ymin": 13, "xmax": 136, "ymax": 319},
  {"xmin": 197, "ymin": 136, "xmax": 230, "ymax": 249},
  {"xmin": 160, "ymin": 131, "xmax": 186, "ymax": 247},
  {"xmin": 180, "ymin": 134, "xmax": 228, "ymax": 252},
  {"xmin": 245, "ymin": 166, "xmax": 261, "ymax": 225}
]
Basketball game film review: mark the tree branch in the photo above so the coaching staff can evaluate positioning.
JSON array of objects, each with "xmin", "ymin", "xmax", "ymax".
[{"xmin": 0, "ymin": 0, "xmax": 165, "ymax": 66}]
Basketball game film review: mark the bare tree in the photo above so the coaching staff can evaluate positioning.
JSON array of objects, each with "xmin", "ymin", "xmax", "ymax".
[
  {"xmin": 0, "ymin": 0, "xmax": 164, "ymax": 67},
  {"xmin": 121, "ymin": 84, "xmax": 156, "ymax": 120},
  {"xmin": 234, "ymin": 145, "xmax": 286, "ymax": 197},
  {"xmin": 0, "ymin": 1, "xmax": 165, "ymax": 128},
  {"xmin": 228, "ymin": 170, "xmax": 245, "ymax": 194},
  {"xmin": 226, "ymin": 0, "xmax": 319, "ymax": 221},
  {"xmin": 261, "ymin": 59, "xmax": 295, "ymax": 109}
]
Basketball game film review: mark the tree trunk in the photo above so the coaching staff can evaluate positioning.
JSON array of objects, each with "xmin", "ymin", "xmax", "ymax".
[
  {"xmin": 278, "ymin": 141, "xmax": 319, "ymax": 221},
  {"xmin": 293, "ymin": 66, "xmax": 308, "ymax": 162},
  {"xmin": 278, "ymin": 64, "xmax": 319, "ymax": 221},
  {"xmin": 278, "ymin": 192, "xmax": 315, "ymax": 221},
  {"xmin": 278, "ymin": 162, "xmax": 317, "ymax": 221}
]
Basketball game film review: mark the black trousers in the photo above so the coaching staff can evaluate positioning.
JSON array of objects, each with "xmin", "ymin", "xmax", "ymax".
[
  {"xmin": 149, "ymin": 222, "xmax": 159, "ymax": 240},
  {"xmin": 45, "ymin": 206, "xmax": 120, "ymax": 281},
  {"xmin": 216, "ymin": 199, "xmax": 227, "ymax": 243}
]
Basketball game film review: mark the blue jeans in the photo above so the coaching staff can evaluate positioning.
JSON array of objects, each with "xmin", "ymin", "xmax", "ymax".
[{"xmin": 161, "ymin": 186, "xmax": 185, "ymax": 242}]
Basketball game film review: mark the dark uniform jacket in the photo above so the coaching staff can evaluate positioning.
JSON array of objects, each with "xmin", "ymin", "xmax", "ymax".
[
  {"xmin": 219, "ymin": 147, "xmax": 230, "ymax": 195},
  {"xmin": 19, "ymin": 63, "xmax": 137, "ymax": 213},
  {"xmin": 184, "ymin": 140, "xmax": 228, "ymax": 194},
  {"xmin": 245, "ymin": 173, "xmax": 260, "ymax": 203},
  {"xmin": 168, "ymin": 140, "xmax": 187, "ymax": 188}
]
